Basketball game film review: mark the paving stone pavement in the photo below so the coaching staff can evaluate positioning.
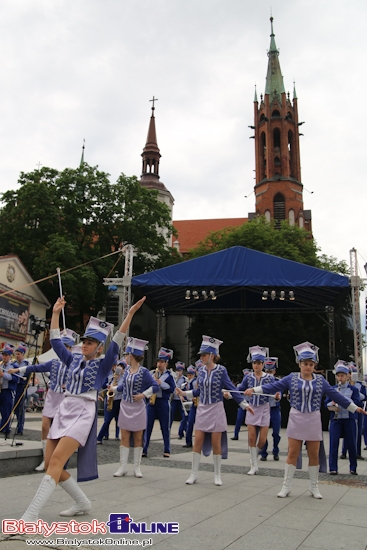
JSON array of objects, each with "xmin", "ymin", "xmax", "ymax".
[{"xmin": 1, "ymin": 414, "xmax": 367, "ymax": 549}]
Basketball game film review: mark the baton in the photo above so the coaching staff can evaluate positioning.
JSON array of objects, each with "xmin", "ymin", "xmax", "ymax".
[
  {"xmin": 221, "ymin": 389, "xmax": 278, "ymax": 398},
  {"xmin": 56, "ymin": 267, "xmax": 66, "ymax": 334},
  {"xmin": 0, "ymin": 366, "xmax": 27, "ymax": 380}
]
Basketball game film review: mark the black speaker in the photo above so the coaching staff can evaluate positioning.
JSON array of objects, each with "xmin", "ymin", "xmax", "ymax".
[{"xmin": 105, "ymin": 295, "xmax": 120, "ymax": 326}]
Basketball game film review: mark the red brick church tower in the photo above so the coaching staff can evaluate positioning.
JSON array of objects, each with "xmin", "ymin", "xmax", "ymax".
[{"xmin": 249, "ymin": 17, "xmax": 312, "ymax": 233}]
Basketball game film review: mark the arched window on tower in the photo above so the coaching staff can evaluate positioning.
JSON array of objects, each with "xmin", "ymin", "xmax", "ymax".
[
  {"xmin": 272, "ymin": 110, "xmax": 281, "ymax": 118},
  {"xmin": 265, "ymin": 210, "xmax": 271, "ymax": 222},
  {"xmin": 289, "ymin": 209, "xmax": 295, "ymax": 226},
  {"xmin": 260, "ymin": 132, "xmax": 266, "ymax": 179},
  {"xmin": 273, "ymin": 128, "xmax": 281, "ymax": 176},
  {"xmin": 299, "ymin": 216, "xmax": 304, "ymax": 228},
  {"xmin": 288, "ymin": 130, "xmax": 295, "ymax": 178},
  {"xmin": 273, "ymin": 128, "xmax": 281, "ymax": 148},
  {"xmin": 260, "ymin": 113, "xmax": 266, "ymax": 122},
  {"xmin": 273, "ymin": 193, "xmax": 285, "ymax": 228}
]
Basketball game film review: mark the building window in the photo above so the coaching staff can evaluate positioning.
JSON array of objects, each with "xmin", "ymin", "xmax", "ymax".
[
  {"xmin": 273, "ymin": 193, "xmax": 285, "ymax": 228},
  {"xmin": 289, "ymin": 209, "xmax": 295, "ymax": 226},
  {"xmin": 272, "ymin": 110, "xmax": 281, "ymax": 118},
  {"xmin": 265, "ymin": 210, "xmax": 271, "ymax": 222},
  {"xmin": 299, "ymin": 216, "xmax": 304, "ymax": 228},
  {"xmin": 288, "ymin": 130, "xmax": 295, "ymax": 178},
  {"xmin": 273, "ymin": 128, "xmax": 281, "ymax": 148},
  {"xmin": 260, "ymin": 132, "xmax": 266, "ymax": 179}
]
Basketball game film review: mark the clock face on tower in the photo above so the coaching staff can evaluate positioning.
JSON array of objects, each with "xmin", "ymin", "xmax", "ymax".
[{"xmin": 6, "ymin": 264, "xmax": 15, "ymax": 283}]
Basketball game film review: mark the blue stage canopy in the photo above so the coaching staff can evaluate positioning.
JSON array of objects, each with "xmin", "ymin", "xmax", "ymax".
[{"xmin": 131, "ymin": 246, "xmax": 350, "ymax": 314}]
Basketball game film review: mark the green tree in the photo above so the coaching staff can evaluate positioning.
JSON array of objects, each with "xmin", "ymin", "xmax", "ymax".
[
  {"xmin": 187, "ymin": 216, "xmax": 350, "ymax": 276},
  {"xmin": 0, "ymin": 164, "xmax": 180, "ymax": 327},
  {"xmin": 188, "ymin": 217, "xmax": 319, "ymax": 265}
]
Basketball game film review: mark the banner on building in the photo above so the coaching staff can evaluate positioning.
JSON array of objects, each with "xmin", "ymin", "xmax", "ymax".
[{"xmin": 0, "ymin": 293, "xmax": 30, "ymax": 341}]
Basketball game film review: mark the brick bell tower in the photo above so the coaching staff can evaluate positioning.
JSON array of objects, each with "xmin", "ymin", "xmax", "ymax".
[{"xmin": 249, "ymin": 17, "xmax": 312, "ymax": 232}]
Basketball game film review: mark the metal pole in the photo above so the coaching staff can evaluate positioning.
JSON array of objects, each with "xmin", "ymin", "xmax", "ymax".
[{"xmin": 350, "ymin": 248, "xmax": 363, "ymax": 380}]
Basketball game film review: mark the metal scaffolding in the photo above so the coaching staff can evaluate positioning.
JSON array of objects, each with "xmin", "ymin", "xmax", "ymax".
[
  {"xmin": 350, "ymin": 248, "xmax": 363, "ymax": 380},
  {"xmin": 103, "ymin": 244, "xmax": 134, "ymax": 340}
]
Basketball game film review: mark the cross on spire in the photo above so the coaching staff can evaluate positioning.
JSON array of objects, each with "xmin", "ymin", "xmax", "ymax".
[{"xmin": 149, "ymin": 96, "xmax": 158, "ymax": 113}]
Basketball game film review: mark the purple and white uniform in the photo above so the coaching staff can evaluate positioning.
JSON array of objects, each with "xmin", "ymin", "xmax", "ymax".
[
  {"xmin": 48, "ymin": 328, "xmax": 125, "ymax": 481},
  {"xmin": 18, "ymin": 359, "xmax": 69, "ymax": 418},
  {"xmin": 190, "ymin": 364, "xmax": 247, "ymax": 433},
  {"xmin": 253, "ymin": 372, "xmax": 358, "ymax": 441},
  {"xmin": 237, "ymin": 372, "xmax": 273, "ymax": 427},
  {"xmin": 117, "ymin": 365, "xmax": 158, "ymax": 432}
]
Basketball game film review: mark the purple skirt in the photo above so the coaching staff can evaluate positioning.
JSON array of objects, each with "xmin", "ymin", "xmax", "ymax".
[
  {"xmin": 195, "ymin": 402, "xmax": 227, "ymax": 432},
  {"xmin": 246, "ymin": 403, "xmax": 270, "ymax": 427},
  {"xmin": 118, "ymin": 399, "xmax": 146, "ymax": 431},
  {"xmin": 42, "ymin": 389, "xmax": 64, "ymax": 418},
  {"xmin": 287, "ymin": 408, "xmax": 322, "ymax": 441},
  {"xmin": 48, "ymin": 396, "xmax": 95, "ymax": 446}
]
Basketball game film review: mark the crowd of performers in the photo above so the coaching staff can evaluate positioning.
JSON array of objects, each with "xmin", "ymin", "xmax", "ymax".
[{"xmin": 1, "ymin": 295, "xmax": 367, "ymax": 520}]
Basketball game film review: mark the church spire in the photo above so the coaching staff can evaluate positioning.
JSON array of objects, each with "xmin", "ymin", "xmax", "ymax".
[
  {"xmin": 80, "ymin": 139, "xmax": 85, "ymax": 167},
  {"xmin": 139, "ymin": 98, "xmax": 175, "ymax": 242},
  {"xmin": 249, "ymin": 17, "xmax": 312, "ymax": 234},
  {"xmin": 141, "ymin": 97, "xmax": 162, "ymax": 183},
  {"xmin": 265, "ymin": 16, "xmax": 285, "ymax": 99}
]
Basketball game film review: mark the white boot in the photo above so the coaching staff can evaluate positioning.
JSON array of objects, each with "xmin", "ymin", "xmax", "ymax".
[
  {"xmin": 35, "ymin": 440, "xmax": 46, "ymax": 472},
  {"xmin": 186, "ymin": 452, "xmax": 201, "ymax": 484},
  {"xmin": 308, "ymin": 465, "xmax": 322, "ymax": 499},
  {"xmin": 21, "ymin": 475, "xmax": 56, "ymax": 521},
  {"xmin": 247, "ymin": 447, "xmax": 259, "ymax": 475},
  {"xmin": 213, "ymin": 454, "xmax": 222, "ymax": 486},
  {"xmin": 277, "ymin": 463, "xmax": 296, "ymax": 498},
  {"xmin": 114, "ymin": 446, "xmax": 129, "ymax": 477},
  {"xmin": 59, "ymin": 476, "xmax": 91, "ymax": 516},
  {"xmin": 134, "ymin": 447, "xmax": 143, "ymax": 478}
]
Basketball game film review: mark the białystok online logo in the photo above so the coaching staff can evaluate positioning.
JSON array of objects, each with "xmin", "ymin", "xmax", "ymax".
[
  {"xmin": 2, "ymin": 514, "xmax": 179, "ymax": 537},
  {"xmin": 107, "ymin": 514, "xmax": 179, "ymax": 534}
]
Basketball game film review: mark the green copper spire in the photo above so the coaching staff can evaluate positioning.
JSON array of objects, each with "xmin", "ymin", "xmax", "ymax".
[
  {"xmin": 293, "ymin": 80, "xmax": 298, "ymax": 99},
  {"xmin": 265, "ymin": 17, "xmax": 285, "ymax": 97}
]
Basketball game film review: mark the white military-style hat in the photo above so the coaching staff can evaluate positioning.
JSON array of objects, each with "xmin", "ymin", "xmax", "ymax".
[
  {"xmin": 61, "ymin": 329, "xmax": 79, "ymax": 347},
  {"xmin": 293, "ymin": 342, "xmax": 319, "ymax": 363},
  {"xmin": 333, "ymin": 360, "xmax": 350, "ymax": 375},
  {"xmin": 81, "ymin": 317, "xmax": 114, "ymax": 344},
  {"xmin": 125, "ymin": 337, "xmax": 149, "ymax": 357},
  {"xmin": 198, "ymin": 335, "xmax": 223, "ymax": 355},
  {"xmin": 247, "ymin": 345, "xmax": 269, "ymax": 363}
]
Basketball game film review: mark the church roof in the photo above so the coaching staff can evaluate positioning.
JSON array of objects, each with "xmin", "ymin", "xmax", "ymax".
[
  {"xmin": 172, "ymin": 218, "xmax": 247, "ymax": 254},
  {"xmin": 140, "ymin": 174, "xmax": 169, "ymax": 192},
  {"xmin": 142, "ymin": 111, "xmax": 160, "ymax": 156}
]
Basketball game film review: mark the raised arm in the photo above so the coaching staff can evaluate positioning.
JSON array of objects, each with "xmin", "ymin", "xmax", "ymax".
[
  {"xmin": 50, "ymin": 297, "xmax": 66, "ymax": 330},
  {"xmin": 100, "ymin": 297, "xmax": 147, "ymax": 381}
]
